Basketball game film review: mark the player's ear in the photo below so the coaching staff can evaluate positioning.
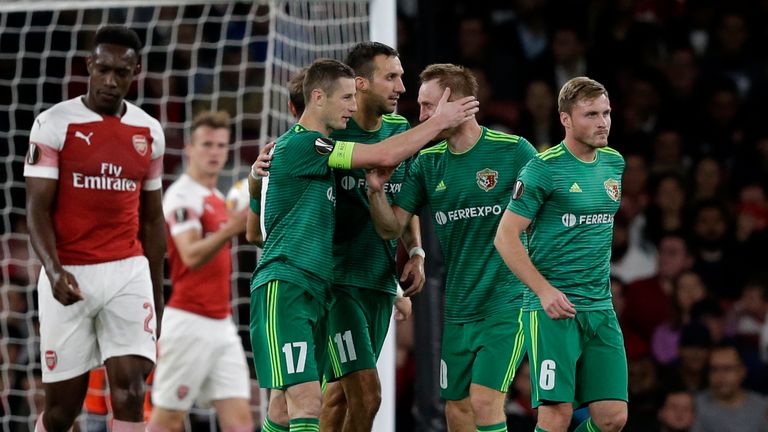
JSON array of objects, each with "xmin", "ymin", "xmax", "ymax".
[
  {"xmin": 355, "ymin": 76, "xmax": 368, "ymax": 91},
  {"xmin": 86, "ymin": 55, "xmax": 94, "ymax": 74},
  {"xmin": 133, "ymin": 62, "xmax": 142, "ymax": 77},
  {"xmin": 312, "ymin": 88, "xmax": 325, "ymax": 106},
  {"xmin": 559, "ymin": 111, "xmax": 571, "ymax": 129}
]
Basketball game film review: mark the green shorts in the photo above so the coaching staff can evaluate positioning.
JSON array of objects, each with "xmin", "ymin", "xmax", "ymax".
[
  {"xmin": 250, "ymin": 280, "xmax": 327, "ymax": 389},
  {"xmin": 440, "ymin": 310, "xmax": 526, "ymax": 400},
  {"xmin": 324, "ymin": 285, "xmax": 395, "ymax": 381},
  {"xmin": 525, "ymin": 309, "xmax": 628, "ymax": 408}
]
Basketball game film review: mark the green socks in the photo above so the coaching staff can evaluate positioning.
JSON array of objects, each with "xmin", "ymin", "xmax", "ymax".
[
  {"xmin": 289, "ymin": 418, "xmax": 320, "ymax": 432},
  {"xmin": 476, "ymin": 421, "xmax": 508, "ymax": 431},
  {"xmin": 263, "ymin": 417, "xmax": 289, "ymax": 432}
]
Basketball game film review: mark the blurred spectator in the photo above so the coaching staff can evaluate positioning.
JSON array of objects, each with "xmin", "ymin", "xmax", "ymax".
[
  {"xmin": 515, "ymin": 79, "xmax": 560, "ymax": 150},
  {"xmin": 651, "ymin": 128, "xmax": 688, "ymax": 176},
  {"xmin": 651, "ymin": 271, "xmax": 709, "ymax": 365},
  {"xmin": 655, "ymin": 387, "xmax": 696, "ymax": 432},
  {"xmin": 624, "ymin": 233, "xmax": 694, "ymax": 341},
  {"xmin": 692, "ymin": 344, "xmax": 768, "ymax": 432},
  {"xmin": 659, "ymin": 47, "xmax": 703, "ymax": 140},
  {"xmin": 619, "ymin": 71, "xmax": 663, "ymax": 150},
  {"xmin": 729, "ymin": 279, "xmax": 768, "ymax": 352},
  {"xmin": 691, "ymin": 157, "xmax": 726, "ymax": 203},
  {"xmin": 703, "ymin": 11, "xmax": 761, "ymax": 98},
  {"xmin": 692, "ymin": 80, "xmax": 746, "ymax": 162},
  {"xmin": 625, "ymin": 353, "xmax": 662, "ymax": 432},
  {"xmin": 619, "ymin": 153, "xmax": 651, "ymax": 222},
  {"xmin": 641, "ymin": 172, "xmax": 687, "ymax": 247},
  {"xmin": 661, "ymin": 322, "xmax": 712, "ymax": 393},
  {"xmin": 689, "ymin": 200, "xmax": 740, "ymax": 298},
  {"xmin": 691, "ymin": 298, "xmax": 731, "ymax": 347}
]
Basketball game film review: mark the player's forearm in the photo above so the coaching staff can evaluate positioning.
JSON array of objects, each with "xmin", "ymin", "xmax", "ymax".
[
  {"xmin": 494, "ymin": 220, "xmax": 552, "ymax": 297},
  {"xmin": 400, "ymin": 216, "xmax": 422, "ymax": 249},
  {"xmin": 179, "ymin": 229, "xmax": 234, "ymax": 270},
  {"xmin": 351, "ymin": 117, "xmax": 445, "ymax": 169},
  {"xmin": 245, "ymin": 210, "xmax": 263, "ymax": 247},
  {"xmin": 25, "ymin": 180, "xmax": 63, "ymax": 276},
  {"xmin": 27, "ymin": 209, "xmax": 63, "ymax": 276},
  {"xmin": 367, "ymin": 189, "xmax": 405, "ymax": 240}
]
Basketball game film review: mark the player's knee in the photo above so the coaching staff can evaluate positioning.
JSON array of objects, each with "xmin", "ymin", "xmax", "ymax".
[
  {"xmin": 445, "ymin": 399, "xmax": 473, "ymax": 424},
  {"xmin": 538, "ymin": 403, "xmax": 573, "ymax": 432},
  {"xmin": 355, "ymin": 388, "xmax": 381, "ymax": 418},
  {"xmin": 470, "ymin": 392, "xmax": 504, "ymax": 423},
  {"xmin": 593, "ymin": 410, "xmax": 627, "ymax": 432},
  {"xmin": 45, "ymin": 407, "xmax": 80, "ymax": 431},
  {"xmin": 110, "ymin": 384, "xmax": 146, "ymax": 412}
]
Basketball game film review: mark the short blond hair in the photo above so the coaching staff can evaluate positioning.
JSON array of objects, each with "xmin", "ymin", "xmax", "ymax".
[
  {"xmin": 558, "ymin": 77, "xmax": 608, "ymax": 114},
  {"xmin": 419, "ymin": 63, "xmax": 478, "ymax": 99},
  {"xmin": 192, "ymin": 110, "xmax": 231, "ymax": 132}
]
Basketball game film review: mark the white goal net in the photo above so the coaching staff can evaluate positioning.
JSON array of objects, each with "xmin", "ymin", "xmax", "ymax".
[{"xmin": 0, "ymin": 1, "xmax": 384, "ymax": 430}]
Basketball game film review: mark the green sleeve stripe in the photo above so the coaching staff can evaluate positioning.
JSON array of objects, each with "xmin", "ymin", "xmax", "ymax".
[
  {"xmin": 485, "ymin": 130, "xmax": 520, "ymax": 142},
  {"xmin": 598, "ymin": 147, "xmax": 621, "ymax": 156},
  {"xmin": 328, "ymin": 141, "xmax": 355, "ymax": 169},
  {"xmin": 382, "ymin": 114, "xmax": 409, "ymax": 124},
  {"xmin": 419, "ymin": 142, "xmax": 447, "ymax": 155},
  {"xmin": 539, "ymin": 149, "xmax": 565, "ymax": 160}
]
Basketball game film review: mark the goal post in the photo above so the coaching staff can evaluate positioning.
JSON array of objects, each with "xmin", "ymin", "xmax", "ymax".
[{"xmin": 0, "ymin": 1, "xmax": 396, "ymax": 431}]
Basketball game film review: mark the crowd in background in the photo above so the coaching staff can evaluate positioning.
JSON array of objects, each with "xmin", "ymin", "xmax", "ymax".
[{"xmin": 4, "ymin": 0, "xmax": 768, "ymax": 431}]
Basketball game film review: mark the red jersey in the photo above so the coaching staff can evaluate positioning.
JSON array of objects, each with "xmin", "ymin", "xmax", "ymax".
[
  {"xmin": 24, "ymin": 97, "xmax": 165, "ymax": 265},
  {"xmin": 163, "ymin": 174, "xmax": 232, "ymax": 319}
]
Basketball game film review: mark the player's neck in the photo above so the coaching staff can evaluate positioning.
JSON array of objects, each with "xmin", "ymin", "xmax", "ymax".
[
  {"xmin": 447, "ymin": 121, "xmax": 482, "ymax": 153},
  {"xmin": 298, "ymin": 112, "xmax": 331, "ymax": 137},
  {"xmin": 186, "ymin": 168, "xmax": 218, "ymax": 189},
  {"xmin": 82, "ymin": 94, "xmax": 124, "ymax": 117},
  {"xmin": 352, "ymin": 105, "xmax": 382, "ymax": 131},
  {"xmin": 563, "ymin": 136, "xmax": 597, "ymax": 162}
]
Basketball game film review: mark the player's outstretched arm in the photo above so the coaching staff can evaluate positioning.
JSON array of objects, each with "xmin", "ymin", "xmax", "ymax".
[
  {"xmin": 494, "ymin": 210, "xmax": 576, "ymax": 320},
  {"xmin": 365, "ymin": 168, "xmax": 413, "ymax": 240},
  {"xmin": 139, "ymin": 189, "xmax": 167, "ymax": 338},
  {"xmin": 26, "ymin": 177, "xmax": 84, "ymax": 305},
  {"xmin": 348, "ymin": 88, "xmax": 478, "ymax": 169}
]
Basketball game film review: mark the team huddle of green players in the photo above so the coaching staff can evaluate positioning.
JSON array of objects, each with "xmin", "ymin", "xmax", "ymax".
[{"xmin": 249, "ymin": 41, "xmax": 628, "ymax": 432}]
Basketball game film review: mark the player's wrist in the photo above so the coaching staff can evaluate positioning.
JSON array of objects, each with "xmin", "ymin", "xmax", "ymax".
[{"xmin": 408, "ymin": 246, "xmax": 426, "ymax": 260}]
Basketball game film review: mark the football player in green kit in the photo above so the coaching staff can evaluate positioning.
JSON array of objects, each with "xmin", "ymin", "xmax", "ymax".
[
  {"xmin": 494, "ymin": 77, "xmax": 628, "ymax": 432},
  {"xmin": 320, "ymin": 42, "xmax": 426, "ymax": 432},
  {"xmin": 366, "ymin": 63, "xmax": 537, "ymax": 432},
  {"xmin": 249, "ymin": 59, "xmax": 478, "ymax": 432}
]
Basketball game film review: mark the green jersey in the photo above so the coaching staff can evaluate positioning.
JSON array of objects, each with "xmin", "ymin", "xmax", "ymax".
[
  {"xmin": 507, "ymin": 142, "xmax": 625, "ymax": 311},
  {"xmin": 395, "ymin": 128, "xmax": 537, "ymax": 323},
  {"xmin": 252, "ymin": 124, "xmax": 353, "ymax": 306},
  {"xmin": 330, "ymin": 114, "xmax": 411, "ymax": 294}
]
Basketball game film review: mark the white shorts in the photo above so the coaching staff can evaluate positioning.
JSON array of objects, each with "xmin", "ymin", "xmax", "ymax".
[
  {"xmin": 38, "ymin": 256, "xmax": 157, "ymax": 383},
  {"xmin": 151, "ymin": 307, "xmax": 251, "ymax": 410}
]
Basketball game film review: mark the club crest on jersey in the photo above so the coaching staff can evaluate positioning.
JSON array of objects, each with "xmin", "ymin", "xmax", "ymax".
[
  {"xmin": 315, "ymin": 137, "xmax": 335, "ymax": 155},
  {"xmin": 45, "ymin": 350, "xmax": 57, "ymax": 371},
  {"xmin": 476, "ymin": 168, "xmax": 498, "ymax": 192},
  {"xmin": 604, "ymin": 178, "xmax": 621, "ymax": 201},
  {"xmin": 27, "ymin": 142, "xmax": 41, "ymax": 165},
  {"xmin": 177, "ymin": 385, "xmax": 189, "ymax": 400},
  {"xmin": 132, "ymin": 135, "xmax": 148, "ymax": 156}
]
